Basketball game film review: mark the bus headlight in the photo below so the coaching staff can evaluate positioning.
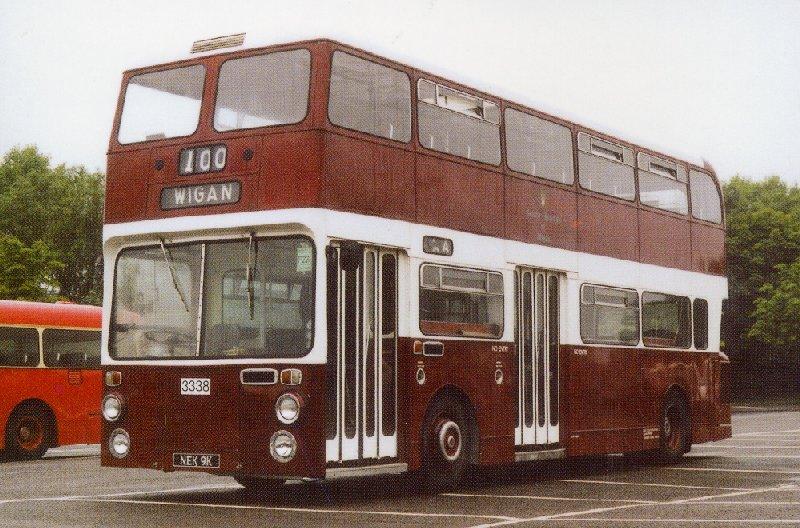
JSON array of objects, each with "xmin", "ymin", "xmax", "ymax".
[
  {"xmin": 102, "ymin": 394, "xmax": 123, "ymax": 422},
  {"xmin": 270, "ymin": 430, "xmax": 296, "ymax": 463},
  {"xmin": 109, "ymin": 428, "xmax": 130, "ymax": 458},
  {"xmin": 275, "ymin": 393, "xmax": 300, "ymax": 424}
]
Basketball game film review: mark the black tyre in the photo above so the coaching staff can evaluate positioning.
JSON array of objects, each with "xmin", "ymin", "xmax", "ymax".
[
  {"xmin": 658, "ymin": 392, "xmax": 690, "ymax": 462},
  {"xmin": 235, "ymin": 476, "xmax": 286, "ymax": 499},
  {"xmin": 5, "ymin": 403, "xmax": 54, "ymax": 460},
  {"xmin": 422, "ymin": 395, "xmax": 471, "ymax": 492}
]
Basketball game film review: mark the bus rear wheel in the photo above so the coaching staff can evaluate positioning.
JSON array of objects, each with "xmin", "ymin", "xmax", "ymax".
[
  {"xmin": 5, "ymin": 403, "xmax": 53, "ymax": 460},
  {"xmin": 658, "ymin": 392, "xmax": 690, "ymax": 462},
  {"xmin": 422, "ymin": 395, "xmax": 471, "ymax": 492},
  {"xmin": 235, "ymin": 477, "xmax": 286, "ymax": 499}
]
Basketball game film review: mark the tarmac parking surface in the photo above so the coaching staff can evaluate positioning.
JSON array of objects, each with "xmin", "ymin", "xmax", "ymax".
[{"xmin": 1, "ymin": 410, "xmax": 798, "ymax": 527}]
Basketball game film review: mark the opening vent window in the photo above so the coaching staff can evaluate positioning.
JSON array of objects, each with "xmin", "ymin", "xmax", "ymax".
[
  {"xmin": 580, "ymin": 284, "xmax": 639, "ymax": 345},
  {"xmin": 417, "ymin": 79, "xmax": 501, "ymax": 165},
  {"xmin": 329, "ymin": 52, "xmax": 411, "ymax": 142},
  {"xmin": 577, "ymin": 132, "xmax": 635, "ymax": 200},
  {"xmin": 637, "ymin": 152, "xmax": 688, "ymax": 215},
  {"xmin": 505, "ymin": 108, "xmax": 575, "ymax": 185},
  {"xmin": 642, "ymin": 292, "xmax": 692, "ymax": 349},
  {"xmin": 419, "ymin": 264, "xmax": 503, "ymax": 338}
]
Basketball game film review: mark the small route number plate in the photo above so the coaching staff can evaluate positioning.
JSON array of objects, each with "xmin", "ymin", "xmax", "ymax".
[{"xmin": 180, "ymin": 378, "xmax": 210, "ymax": 395}]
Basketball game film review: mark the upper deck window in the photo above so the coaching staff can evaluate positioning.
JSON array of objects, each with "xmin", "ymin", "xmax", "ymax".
[
  {"xmin": 118, "ymin": 65, "xmax": 205, "ymax": 144},
  {"xmin": 214, "ymin": 49, "xmax": 311, "ymax": 132},
  {"xmin": 505, "ymin": 109, "xmax": 574, "ymax": 185},
  {"xmin": 328, "ymin": 52, "xmax": 411, "ymax": 142},
  {"xmin": 0, "ymin": 327, "xmax": 39, "ymax": 367},
  {"xmin": 417, "ymin": 79, "xmax": 501, "ymax": 165},
  {"xmin": 637, "ymin": 153, "xmax": 689, "ymax": 215},
  {"xmin": 577, "ymin": 132, "xmax": 636, "ymax": 200},
  {"xmin": 689, "ymin": 170, "xmax": 723, "ymax": 224},
  {"xmin": 42, "ymin": 329, "xmax": 100, "ymax": 368}
]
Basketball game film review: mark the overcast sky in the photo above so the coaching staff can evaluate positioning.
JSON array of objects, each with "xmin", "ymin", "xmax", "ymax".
[{"xmin": 1, "ymin": 0, "xmax": 798, "ymax": 183}]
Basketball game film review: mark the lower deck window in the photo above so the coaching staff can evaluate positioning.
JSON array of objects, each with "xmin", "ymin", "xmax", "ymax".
[
  {"xmin": 642, "ymin": 292, "xmax": 691, "ymax": 349},
  {"xmin": 580, "ymin": 285, "xmax": 640, "ymax": 345},
  {"xmin": 419, "ymin": 264, "xmax": 503, "ymax": 338},
  {"xmin": 693, "ymin": 298, "xmax": 709, "ymax": 350}
]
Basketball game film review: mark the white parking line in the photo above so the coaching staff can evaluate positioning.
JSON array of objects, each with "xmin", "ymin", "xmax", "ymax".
[
  {"xmin": 667, "ymin": 466, "xmax": 800, "ymax": 475},
  {"xmin": 694, "ymin": 444, "xmax": 800, "ymax": 449},
  {"xmin": 79, "ymin": 498, "xmax": 521, "ymax": 523},
  {"xmin": 537, "ymin": 518, "xmax": 800, "ymax": 524},
  {"xmin": 0, "ymin": 483, "xmax": 240, "ymax": 506},
  {"xmin": 560, "ymin": 479, "xmax": 750, "ymax": 491},
  {"xmin": 469, "ymin": 483, "xmax": 796, "ymax": 527},
  {"xmin": 693, "ymin": 454, "xmax": 800, "ymax": 459},
  {"xmin": 734, "ymin": 428, "xmax": 800, "ymax": 438},
  {"xmin": 444, "ymin": 492, "xmax": 656, "ymax": 504}
]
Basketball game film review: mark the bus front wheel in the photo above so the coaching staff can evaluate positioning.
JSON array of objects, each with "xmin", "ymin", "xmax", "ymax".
[
  {"xmin": 5, "ymin": 403, "xmax": 54, "ymax": 460},
  {"xmin": 422, "ymin": 395, "xmax": 471, "ymax": 492}
]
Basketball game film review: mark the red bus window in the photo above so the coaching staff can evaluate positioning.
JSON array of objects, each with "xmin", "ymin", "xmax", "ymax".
[
  {"xmin": 42, "ymin": 329, "xmax": 101, "ymax": 369},
  {"xmin": 693, "ymin": 298, "xmax": 709, "ymax": 350},
  {"xmin": 577, "ymin": 132, "xmax": 636, "ymax": 201},
  {"xmin": 690, "ymin": 170, "xmax": 723, "ymax": 223},
  {"xmin": 0, "ymin": 327, "xmax": 39, "ymax": 367},
  {"xmin": 638, "ymin": 153, "xmax": 688, "ymax": 215}
]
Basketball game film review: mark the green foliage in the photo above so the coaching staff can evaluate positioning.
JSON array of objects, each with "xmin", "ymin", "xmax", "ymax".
[
  {"xmin": 0, "ymin": 234, "xmax": 63, "ymax": 301},
  {"xmin": 723, "ymin": 176, "xmax": 800, "ymax": 368},
  {"xmin": 0, "ymin": 146, "xmax": 104, "ymax": 304}
]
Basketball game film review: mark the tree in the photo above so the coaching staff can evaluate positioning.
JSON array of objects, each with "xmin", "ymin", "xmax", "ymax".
[
  {"xmin": 0, "ymin": 146, "xmax": 104, "ymax": 303},
  {"xmin": 0, "ymin": 235, "xmax": 62, "ymax": 301},
  {"xmin": 749, "ymin": 259, "xmax": 800, "ymax": 348}
]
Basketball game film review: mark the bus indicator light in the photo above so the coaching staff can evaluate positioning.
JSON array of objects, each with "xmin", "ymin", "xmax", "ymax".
[
  {"xmin": 105, "ymin": 371, "xmax": 122, "ymax": 387},
  {"xmin": 280, "ymin": 368, "xmax": 302, "ymax": 385}
]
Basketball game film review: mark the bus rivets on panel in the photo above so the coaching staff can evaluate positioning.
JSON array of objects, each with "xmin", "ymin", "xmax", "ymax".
[
  {"xmin": 154, "ymin": 159, "xmax": 165, "ymax": 171},
  {"xmin": 416, "ymin": 367, "xmax": 426, "ymax": 385},
  {"xmin": 243, "ymin": 148, "xmax": 254, "ymax": 161}
]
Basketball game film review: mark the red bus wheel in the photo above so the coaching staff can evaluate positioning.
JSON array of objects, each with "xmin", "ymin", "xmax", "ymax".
[
  {"xmin": 659, "ymin": 392, "xmax": 689, "ymax": 462},
  {"xmin": 422, "ymin": 395, "xmax": 470, "ymax": 492},
  {"xmin": 5, "ymin": 404, "xmax": 53, "ymax": 460}
]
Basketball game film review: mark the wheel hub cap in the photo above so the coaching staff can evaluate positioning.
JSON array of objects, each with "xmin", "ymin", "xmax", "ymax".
[{"xmin": 437, "ymin": 419, "xmax": 462, "ymax": 461}]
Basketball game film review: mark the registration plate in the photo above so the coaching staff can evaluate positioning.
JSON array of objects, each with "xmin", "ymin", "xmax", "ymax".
[
  {"xmin": 180, "ymin": 377, "xmax": 210, "ymax": 395},
  {"xmin": 173, "ymin": 453, "xmax": 220, "ymax": 468}
]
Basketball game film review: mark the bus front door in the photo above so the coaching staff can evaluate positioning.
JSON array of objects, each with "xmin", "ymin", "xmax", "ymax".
[
  {"xmin": 516, "ymin": 269, "xmax": 561, "ymax": 447},
  {"xmin": 325, "ymin": 244, "xmax": 398, "ymax": 463}
]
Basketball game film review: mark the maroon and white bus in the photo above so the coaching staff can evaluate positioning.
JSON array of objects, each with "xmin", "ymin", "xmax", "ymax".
[{"xmin": 101, "ymin": 36, "xmax": 730, "ymax": 491}]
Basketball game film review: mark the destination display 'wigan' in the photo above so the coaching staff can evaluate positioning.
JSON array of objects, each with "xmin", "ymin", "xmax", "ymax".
[{"xmin": 160, "ymin": 181, "xmax": 240, "ymax": 210}]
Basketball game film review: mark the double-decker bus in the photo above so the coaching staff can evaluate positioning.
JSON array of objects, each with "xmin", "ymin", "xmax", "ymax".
[
  {"xmin": 101, "ymin": 36, "xmax": 730, "ymax": 491},
  {"xmin": 1, "ymin": 300, "xmax": 102, "ymax": 459}
]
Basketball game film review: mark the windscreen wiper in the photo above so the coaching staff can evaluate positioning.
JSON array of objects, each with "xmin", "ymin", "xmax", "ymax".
[
  {"xmin": 246, "ymin": 232, "xmax": 256, "ymax": 320},
  {"xmin": 159, "ymin": 238, "xmax": 190, "ymax": 313}
]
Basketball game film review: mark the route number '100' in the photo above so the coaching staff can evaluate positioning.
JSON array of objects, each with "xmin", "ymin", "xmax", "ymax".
[{"xmin": 179, "ymin": 145, "xmax": 226, "ymax": 175}]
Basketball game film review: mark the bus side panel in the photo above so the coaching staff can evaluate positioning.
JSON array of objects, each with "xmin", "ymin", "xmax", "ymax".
[
  {"xmin": 0, "ymin": 369, "xmax": 101, "ymax": 450},
  {"xmin": 397, "ymin": 338, "xmax": 516, "ymax": 471},
  {"xmin": 563, "ymin": 344, "xmax": 643, "ymax": 456}
]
